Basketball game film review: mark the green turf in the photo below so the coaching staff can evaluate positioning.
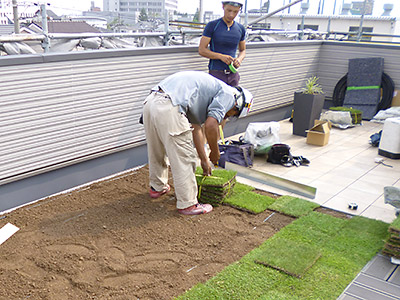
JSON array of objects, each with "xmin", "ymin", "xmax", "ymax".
[
  {"xmin": 383, "ymin": 215, "xmax": 400, "ymax": 258},
  {"xmin": 195, "ymin": 167, "xmax": 236, "ymax": 186},
  {"xmin": 390, "ymin": 215, "xmax": 400, "ymax": 232},
  {"xmin": 224, "ymin": 190, "xmax": 276, "ymax": 214},
  {"xmin": 175, "ymin": 212, "xmax": 389, "ymax": 300},
  {"xmin": 232, "ymin": 182, "xmax": 255, "ymax": 193},
  {"xmin": 254, "ymin": 237, "xmax": 321, "ymax": 278},
  {"xmin": 329, "ymin": 106, "xmax": 362, "ymax": 114},
  {"xmin": 267, "ymin": 195, "xmax": 320, "ymax": 217}
]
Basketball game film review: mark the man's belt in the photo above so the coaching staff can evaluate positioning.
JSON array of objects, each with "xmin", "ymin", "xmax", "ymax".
[{"xmin": 212, "ymin": 69, "xmax": 233, "ymax": 75}]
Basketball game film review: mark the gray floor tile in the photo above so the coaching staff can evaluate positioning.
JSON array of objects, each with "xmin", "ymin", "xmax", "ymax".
[
  {"xmin": 363, "ymin": 254, "xmax": 398, "ymax": 280},
  {"xmin": 338, "ymin": 294, "xmax": 364, "ymax": 300},
  {"xmin": 355, "ymin": 273, "xmax": 400, "ymax": 297},
  {"xmin": 389, "ymin": 266, "xmax": 400, "ymax": 285},
  {"xmin": 346, "ymin": 282, "xmax": 400, "ymax": 300}
]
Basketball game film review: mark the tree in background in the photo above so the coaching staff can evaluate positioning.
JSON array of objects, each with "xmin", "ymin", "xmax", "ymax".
[
  {"xmin": 139, "ymin": 8, "xmax": 148, "ymax": 21},
  {"xmin": 107, "ymin": 16, "xmax": 124, "ymax": 31},
  {"xmin": 193, "ymin": 8, "xmax": 199, "ymax": 23}
]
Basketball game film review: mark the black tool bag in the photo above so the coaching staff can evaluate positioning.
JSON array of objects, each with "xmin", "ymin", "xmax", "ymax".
[
  {"xmin": 267, "ymin": 143, "xmax": 292, "ymax": 165},
  {"xmin": 218, "ymin": 141, "xmax": 254, "ymax": 168}
]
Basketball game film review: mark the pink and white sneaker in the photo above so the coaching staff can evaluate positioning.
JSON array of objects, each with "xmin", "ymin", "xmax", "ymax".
[
  {"xmin": 149, "ymin": 184, "xmax": 170, "ymax": 198},
  {"xmin": 178, "ymin": 203, "xmax": 213, "ymax": 215}
]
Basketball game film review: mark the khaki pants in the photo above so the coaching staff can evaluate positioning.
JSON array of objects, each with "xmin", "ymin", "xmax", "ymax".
[{"xmin": 143, "ymin": 92, "xmax": 198, "ymax": 209}]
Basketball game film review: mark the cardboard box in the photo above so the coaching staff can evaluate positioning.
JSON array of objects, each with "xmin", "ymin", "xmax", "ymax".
[
  {"xmin": 306, "ymin": 120, "xmax": 331, "ymax": 146},
  {"xmin": 392, "ymin": 90, "xmax": 400, "ymax": 107}
]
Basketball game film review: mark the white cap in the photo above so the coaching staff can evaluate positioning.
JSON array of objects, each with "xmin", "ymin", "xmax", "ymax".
[
  {"xmin": 222, "ymin": 0, "xmax": 244, "ymax": 7},
  {"xmin": 233, "ymin": 86, "xmax": 253, "ymax": 118}
]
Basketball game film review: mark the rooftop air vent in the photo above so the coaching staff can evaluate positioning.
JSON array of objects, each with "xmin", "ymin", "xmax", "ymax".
[
  {"xmin": 300, "ymin": 2, "xmax": 309, "ymax": 14},
  {"xmin": 341, "ymin": 3, "xmax": 351, "ymax": 15},
  {"xmin": 382, "ymin": 3, "xmax": 394, "ymax": 16}
]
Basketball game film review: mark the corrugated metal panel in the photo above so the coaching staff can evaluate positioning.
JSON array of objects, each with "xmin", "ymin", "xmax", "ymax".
[
  {"xmin": 317, "ymin": 41, "xmax": 400, "ymax": 99},
  {"xmin": 0, "ymin": 51, "xmax": 208, "ymax": 184},
  {"xmin": 0, "ymin": 42, "xmax": 323, "ymax": 185},
  {"xmin": 0, "ymin": 25, "xmax": 14, "ymax": 35},
  {"xmin": 244, "ymin": 42, "xmax": 321, "ymax": 112},
  {"xmin": 7, "ymin": 41, "xmax": 398, "ymax": 186}
]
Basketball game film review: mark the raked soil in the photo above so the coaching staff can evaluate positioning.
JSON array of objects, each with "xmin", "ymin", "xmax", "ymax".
[{"xmin": 0, "ymin": 165, "xmax": 297, "ymax": 300}]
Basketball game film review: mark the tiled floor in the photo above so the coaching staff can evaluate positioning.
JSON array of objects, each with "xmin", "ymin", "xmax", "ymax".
[
  {"xmin": 337, "ymin": 254, "xmax": 400, "ymax": 300},
  {"xmin": 229, "ymin": 118, "xmax": 400, "ymax": 300},
  {"xmin": 230, "ymin": 118, "xmax": 400, "ymax": 224}
]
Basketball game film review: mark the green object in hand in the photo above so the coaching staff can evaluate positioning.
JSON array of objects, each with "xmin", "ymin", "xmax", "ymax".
[{"xmin": 229, "ymin": 63, "xmax": 238, "ymax": 73}]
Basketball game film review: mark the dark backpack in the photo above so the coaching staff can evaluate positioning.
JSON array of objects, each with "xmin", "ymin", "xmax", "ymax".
[{"xmin": 267, "ymin": 144, "xmax": 292, "ymax": 165}]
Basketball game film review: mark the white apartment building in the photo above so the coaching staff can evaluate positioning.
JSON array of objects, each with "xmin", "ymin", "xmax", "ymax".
[
  {"xmin": 103, "ymin": 0, "xmax": 178, "ymax": 17},
  {"xmin": 0, "ymin": 0, "xmax": 36, "ymax": 25},
  {"xmin": 245, "ymin": 13, "xmax": 398, "ymax": 42}
]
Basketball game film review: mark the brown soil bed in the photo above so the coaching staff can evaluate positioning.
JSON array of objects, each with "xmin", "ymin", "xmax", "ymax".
[
  {"xmin": 315, "ymin": 207, "xmax": 352, "ymax": 219},
  {"xmin": 0, "ymin": 166, "xmax": 294, "ymax": 300}
]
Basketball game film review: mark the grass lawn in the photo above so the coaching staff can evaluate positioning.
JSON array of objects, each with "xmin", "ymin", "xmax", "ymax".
[
  {"xmin": 390, "ymin": 215, "xmax": 400, "ymax": 232},
  {"xmin": 254, "ymin": 238, "xmax": 321, "ymax": 278},
  {"xmin": 186, "ymin": 169, "xmax": 390, "ymax": 299},
  {"xmin": 176, "ymin": 211, "xmax": 389, "ymax": 300},
  {"xmin": 267, "ymin": 195, "xmax": 320, "ymax": 217},
  {"xmin": 383, "ymin": 215, "xmax": 400, "ymax": 258},
  {"xmin": 224, "ymin": 190, "xmax": 275, "ymax": 214}
]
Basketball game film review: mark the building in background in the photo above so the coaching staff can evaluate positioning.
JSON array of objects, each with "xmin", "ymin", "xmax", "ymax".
[
  {"xmin": 90, "ymin": 1, "xmax": 102, "ymax": 12},
  {"xmin": 0, "ymin": 0, "xmax": 36, "ymax": 25},
  {"xmin": 103, "ymin": 0, "xmax": 177, "ymax": 17},
  {"xmin": 351, "ymin": 0, "xmax": 374, "ymax": 15}
]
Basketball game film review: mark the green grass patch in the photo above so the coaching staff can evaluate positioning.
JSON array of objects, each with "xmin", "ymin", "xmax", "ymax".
[
  {"xmin": 224, "ymin": 190, "xmax": 275, "ymax": 214},
  {"xmin": 254, "ymin": 237, "xmax": 321, "ymax": 278},
  {"xmin": 390, "ymin": 215, "xmax": 400, "ymax": 233},
  {"xmin": 276, "ymin": 211, "xmax": 345, "ymax": 246},
  {"xmin": 329, "ymin": 106, "xmax": 362, "ymax": 114},
  {"xmin": 232, "ymin": 182, "xmax": 255, "ymax": 193},
  {"xmin": 267, "ymin": 195, "xmax": 320, "ymax": 217},
  {"xmin": 176, "ymin": 212, "xmax": 389, "ymax": 300},
  {"xmin": 329, "ymin": 106, "xmax": 362, "ymax": 124}
]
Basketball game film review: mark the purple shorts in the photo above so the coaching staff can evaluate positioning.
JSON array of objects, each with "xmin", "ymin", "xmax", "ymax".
[{"xmin": 209, "ymin": 70, "xmax": 240, "ymax": 87}]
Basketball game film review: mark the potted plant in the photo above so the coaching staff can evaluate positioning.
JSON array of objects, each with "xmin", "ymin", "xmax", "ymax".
[{"xmin": 292, "ymin": 76, "xmax": 325, "ymax": 137}]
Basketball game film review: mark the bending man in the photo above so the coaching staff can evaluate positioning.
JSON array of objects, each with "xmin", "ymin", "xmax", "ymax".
[{"xmin": 143, "ymin": 71, "xmax": 253, "ymax": 215}]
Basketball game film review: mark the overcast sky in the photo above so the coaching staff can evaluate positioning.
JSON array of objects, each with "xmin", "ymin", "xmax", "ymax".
[
  {"xmin": 37, "ymin": 0, "xmax": 398, "ymax": 17},
  {"xmin": 179, "ymin": 0, "xmax": 398, "ymax": 16}
]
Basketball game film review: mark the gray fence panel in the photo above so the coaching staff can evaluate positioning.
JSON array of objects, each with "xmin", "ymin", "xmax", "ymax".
[
  {"xmin": 0, "ymin": 50, "xmax": 206, "ymax": 185},
  {"xmin": 243, "ymin": 41, "xmax": 322, "ymax": 112},
  {"xmin": 0, "ymin": 41, "xmax": 323, "ymax": 186},
  {"xmin": 317, "ymin": 41, "xmax": 400, "ymax": 99}
]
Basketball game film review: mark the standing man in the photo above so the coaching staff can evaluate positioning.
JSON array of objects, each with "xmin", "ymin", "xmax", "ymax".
[
  {"xmin": 142, "ymin": 71, "xmax": 253, "ymax": 215},
  {"xmin": 199, "ymin": 1, "xmax": 246, "ymax": 87}
]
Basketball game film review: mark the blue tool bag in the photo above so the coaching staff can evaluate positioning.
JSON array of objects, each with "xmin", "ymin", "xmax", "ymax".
[{"xmin": 218, "ymin": 141, "xmax": 254, "ymax": 168}]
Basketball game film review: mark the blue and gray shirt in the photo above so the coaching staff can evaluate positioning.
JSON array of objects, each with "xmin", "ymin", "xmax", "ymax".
[
  {"xmin": 202, "ymin": 18, "xmax": 246, "ymax": 71},
  {"xmin": 153, "ymin": 71, "xmax": 236, "ymax": 125}
]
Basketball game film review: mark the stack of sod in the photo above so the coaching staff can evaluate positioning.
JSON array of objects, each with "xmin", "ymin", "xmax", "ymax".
[
  {"xmin": 382, "ymin": 215, "xmax": 400, "ymax": 259},
  {"xmin": 329, "ymin": 106, "xmax": 362, "ymax": 124},
  {"xmin": 195, "ymin": 167, "xmax": 237, "ymax": 206}
]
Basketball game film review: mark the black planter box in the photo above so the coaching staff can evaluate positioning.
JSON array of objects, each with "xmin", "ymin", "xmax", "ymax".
[{"xmin": 293, "ymin": 92, "xmax": 325, "ymax": 137}]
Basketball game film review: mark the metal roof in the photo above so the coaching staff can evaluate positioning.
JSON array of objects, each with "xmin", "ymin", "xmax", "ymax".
[{"xmin": 32, "ymin": 21, "xmax": 102, "ymax": 34}]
